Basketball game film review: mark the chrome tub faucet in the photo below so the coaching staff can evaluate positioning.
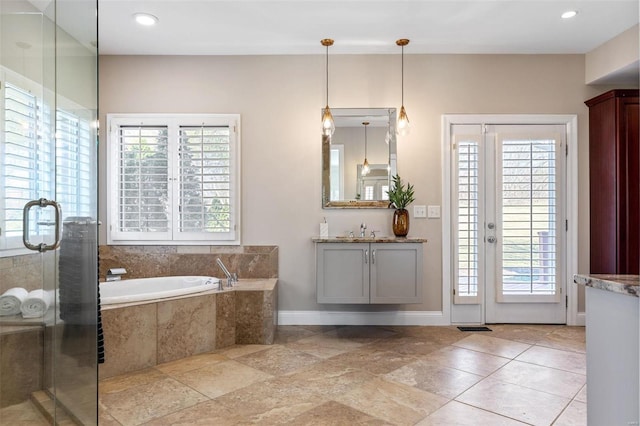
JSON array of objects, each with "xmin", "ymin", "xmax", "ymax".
[
  {"xmin": 216, "ymin": 258, "xmax": 237, "ymax": 288},
  {"xmin": 106, "ymin": 268, "xmax": 127, "ymax": 282}
]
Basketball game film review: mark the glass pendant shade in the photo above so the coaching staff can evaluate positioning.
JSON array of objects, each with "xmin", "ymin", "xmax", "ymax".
[
  {"xmin": 397, "ymin": 105, "xmax": 410, "ymax": 136},
  {"xmin": 322, "ymin": 105, "xmax": 335, "ymax": 137},
  {"xmin": 362, "ymin": 158, "xmax": 370, "ymax": 176},
  {"xmin": 361, "ymin": 121, "xmax": 370, "ymax": 175}
]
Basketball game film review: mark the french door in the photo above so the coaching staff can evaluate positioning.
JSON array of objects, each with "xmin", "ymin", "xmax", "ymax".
[{"xmin": 451, "ymin": 122, "xmax": 567, "ymax": 324}]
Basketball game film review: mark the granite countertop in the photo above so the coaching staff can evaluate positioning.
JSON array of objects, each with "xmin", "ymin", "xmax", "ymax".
[
  {"xmin": 312, "ymin": 236, "xmax": 428, "ymax": 243},
  {"xmin": 573, "ymin": 274, "xmax": 639, "ymax": 298}
]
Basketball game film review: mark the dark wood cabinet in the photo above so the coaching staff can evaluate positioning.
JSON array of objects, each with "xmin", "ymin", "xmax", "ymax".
[{"xmin": 586, "ymin": 89, "xmax": 639, "ymax": 274}]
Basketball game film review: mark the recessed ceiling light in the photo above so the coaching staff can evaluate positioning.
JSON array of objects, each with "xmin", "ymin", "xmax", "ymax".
[
  {"xmin": 134, "ymin": 13, "xmax": 158, "ymax": 26},
  {"xmin": 561, "ymin": 10, "xmax": 578, "ymax": 19}
]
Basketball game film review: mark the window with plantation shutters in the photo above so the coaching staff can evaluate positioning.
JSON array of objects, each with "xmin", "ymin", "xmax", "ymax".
[
  {"xmin": 1, "ymin": 82, "xmax": 51, "ymax": 250},
  {"xmin": 107, "ymin": 114, "xmax": 240, "ymax": 245},
  {"xmin": 1, "ymin": 72, "xmax": 94, "ymax": 255}
]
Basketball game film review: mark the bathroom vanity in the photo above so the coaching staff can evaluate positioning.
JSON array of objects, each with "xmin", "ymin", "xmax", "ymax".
[
  {"xmin": 313, "ymin": 237, "xmax": 427, "ymax": 304},
  {"xmin": 573, "ymin": 274, "xmax": 639, "ymax": 425}
]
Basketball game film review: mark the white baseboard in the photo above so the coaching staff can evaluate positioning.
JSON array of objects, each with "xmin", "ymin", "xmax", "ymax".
[
  {"xmin": 574, "ymin": 312, "xmax": 585, "ymax": 326},
  {"xmin": 278, "ymin": 310, "xmax": 449, "ymax": 326}
]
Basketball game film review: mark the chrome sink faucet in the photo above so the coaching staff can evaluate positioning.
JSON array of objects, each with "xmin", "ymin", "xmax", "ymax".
[{"xmin": 360, "ymin": 222, "xmax": 367, "ymax": 237}]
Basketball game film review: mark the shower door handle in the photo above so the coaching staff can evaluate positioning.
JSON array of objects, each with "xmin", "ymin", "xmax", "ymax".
[{"xmin": 23, "ymin": 198, "xmax": 62, "ymax": 252}]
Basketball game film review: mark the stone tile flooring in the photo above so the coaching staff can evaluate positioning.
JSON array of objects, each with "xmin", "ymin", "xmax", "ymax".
[
  {"xmin": 0, "ymin": 324, "xmax": 586, "ymax": 425},
  {"xmin": 98, "ymin": 324, "xmax": 586, "ymax": 425}
]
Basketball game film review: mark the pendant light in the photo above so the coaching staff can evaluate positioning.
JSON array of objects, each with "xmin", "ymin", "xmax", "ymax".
[
  {"xmin": 321, "ymin": 38, "xmax": 335, "ymax": 137},
  {"xmin": 396, "ymin": 38, "xmax": 410, "ymax": 136},
  {"xmin": 361, "ymin": 121, "xmax": 370, "ymax": 176}
]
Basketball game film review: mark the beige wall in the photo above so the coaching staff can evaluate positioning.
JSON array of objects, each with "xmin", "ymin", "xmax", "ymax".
[
  {"xmin": 99, "ymin": 54, "xmax": 634, "ymax": 315},
  {"xmin": 586, "ymin": 24, "xmax": 639, "ymax": 84}
]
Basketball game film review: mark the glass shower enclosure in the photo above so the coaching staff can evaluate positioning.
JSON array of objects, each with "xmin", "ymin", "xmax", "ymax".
[{"xmin": 0, "ymin": 0, "xmax": 98, "ymax": 424}]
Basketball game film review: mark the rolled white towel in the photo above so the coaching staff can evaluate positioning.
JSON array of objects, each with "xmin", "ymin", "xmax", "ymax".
[
  {"xmin": 21, "ymin": 289, "xmax": 53, "ymax": 319},
  {"xmin": 0, "ymin": 287, "xmax": 28, "ymax": 316}
]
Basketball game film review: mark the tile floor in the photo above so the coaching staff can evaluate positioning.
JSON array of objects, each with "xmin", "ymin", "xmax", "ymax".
[{"xmin": 96, "ymin": 324, "xmax": 586, "ymax": 425}]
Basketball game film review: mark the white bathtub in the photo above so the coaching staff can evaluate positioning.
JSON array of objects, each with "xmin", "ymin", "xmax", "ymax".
[{"xmin": 100, "ymin": 276, "xmax": 220, "ymax": 305}]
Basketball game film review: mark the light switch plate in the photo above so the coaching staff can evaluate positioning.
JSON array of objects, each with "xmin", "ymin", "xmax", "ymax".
[
  {"xmin": 414, "ymin": 205, "xmax": 427, "ymax": 218},
  {"xmin": 427, "ymin": 205, "xmax": 441, "ymax": 218}
]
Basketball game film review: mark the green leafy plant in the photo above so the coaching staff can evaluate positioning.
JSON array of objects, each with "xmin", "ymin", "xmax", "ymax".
[{"xmin": 387, "ymin": 174, "xmax": 415, "ymax": 210}]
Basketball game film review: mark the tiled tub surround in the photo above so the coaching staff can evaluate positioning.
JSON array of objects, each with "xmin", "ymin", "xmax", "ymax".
[
  {"xmin": 98, "ymin": 245, "xmax": 278, "ymax": 280},
  {"xmin": 100, "ymin": 279, "xmax": 278, "ymax": 379}
]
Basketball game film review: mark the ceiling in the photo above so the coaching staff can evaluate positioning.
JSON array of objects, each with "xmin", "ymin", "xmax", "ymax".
[{"xmin": 96, "ymin": 1, "xmax": 639, "ymax": 56}]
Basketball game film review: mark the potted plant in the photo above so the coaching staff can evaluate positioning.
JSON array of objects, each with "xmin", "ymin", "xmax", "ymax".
[{"xmin": 387, "ymin": 174, "xmax": 415, "ymax": 237}]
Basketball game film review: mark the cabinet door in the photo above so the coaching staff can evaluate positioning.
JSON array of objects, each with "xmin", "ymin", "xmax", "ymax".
[
  {"xmin": 586, "ymin": 90, "xmax": 639, "ymax": 274},
  {"xmin": 370, "ymin": 243, "xmax": 423, "ymax": 304},
  {"xmin": 317, "ymin": 243, "xmax": 369, "ymax": 303}
]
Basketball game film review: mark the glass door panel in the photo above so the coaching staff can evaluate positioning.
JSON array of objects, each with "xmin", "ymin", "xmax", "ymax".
[
  {"xmin": 1, "ymin": 0, "xmax": 97, "ymax": 424},
  {"xmin": 451, "ymin": 123, "xmax": 567, "ymax": 324},
  {"xmin": 53, "ymin": 0, "xmax": 99, "ymax": 424}
]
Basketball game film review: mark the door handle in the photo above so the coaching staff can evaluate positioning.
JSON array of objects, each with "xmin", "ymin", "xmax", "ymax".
[
  {"xmin": 364, "ymin": 249, "xmax": 368, "ymax": 264},
  {"xmin": 372, "ymin": 249, "xmax": 376, "ymax": 264},
  {"xmin": 486, "ymin": 236, "xmax": 497, "ymax": 244},
  {"xmin": 23, "ymin": 198, "xmax": 62, "ymax": 252}
]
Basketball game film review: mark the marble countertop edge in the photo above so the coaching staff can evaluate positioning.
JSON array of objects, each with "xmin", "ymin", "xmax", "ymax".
[
  {"xmin": 573, "ymin": 274, "xmax": 639, "ymax": 298},
  {"xmin": 312, "ymin": 236, "xmax": 428, "ymax": 243}
]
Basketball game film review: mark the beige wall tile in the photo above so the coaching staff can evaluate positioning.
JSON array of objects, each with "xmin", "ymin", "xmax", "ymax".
[
  {"xmin": 216, "ymin": 292, "xmax": 236, "ymax": 348},
  {"xmin": 99, "ymin": 304, "xmax": 157, "ymax": 379},
  {"xmin": 157, "ymin": 294, "xmax": 216, "ymax": 364}
]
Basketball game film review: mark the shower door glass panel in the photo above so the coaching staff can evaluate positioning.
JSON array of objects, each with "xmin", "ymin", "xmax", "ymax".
[
  {"xmin": 0, "ymin": 0, "xmax": 98, "ymax": 424},
  {"xmin": 53, "ymin": 0, "xmax": 99, "ymax": 424}
]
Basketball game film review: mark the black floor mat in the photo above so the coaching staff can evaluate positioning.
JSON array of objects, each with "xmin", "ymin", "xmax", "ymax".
[{"xmin": 457, "ymin": 326, "xmax": 492, "ymax": 332}]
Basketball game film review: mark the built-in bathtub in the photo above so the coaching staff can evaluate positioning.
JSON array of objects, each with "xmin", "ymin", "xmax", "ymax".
[
  {"xmin": 100, "ymin": 276, "xmax": 220, "ymax": 305},
  {"xmin": 99, "ymin": 277, "xmax": 277, "ymax": 379}
]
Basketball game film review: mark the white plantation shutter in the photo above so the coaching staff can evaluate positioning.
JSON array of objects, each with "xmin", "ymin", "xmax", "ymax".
[
  {"xmin": 452, "ymin": 128, "xmax": 483, "ymax": 304},
  {"xmin": 56, "ymin": 109, "xmax": 94, "ymax": 219},
  {"xmin": 108, "ymin": 114, "xmax": 240, "ymax": 245},
  {"xmin": 177, "ymin": 125, "xmax": 235, "ymax": 240},
  {"xmin": 2, "ymin": 81, "xmax": 54, "ymax": 250},
  {"xmin": 496, "ymin": 132, "xmax": 562, "ymax": 302},
  {"xmin": 113, "ymin": 125, "xmax": 170, "ymax": 240}
]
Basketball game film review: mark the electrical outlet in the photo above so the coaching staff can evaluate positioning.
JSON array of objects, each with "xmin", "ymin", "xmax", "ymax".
[
  {"xmin": 427, "ymin": 205, "xmax": 441, "ymax": 218},
  {"xmin": 414, "ymin": 205, "xmax": 427, "ymax": 218}
]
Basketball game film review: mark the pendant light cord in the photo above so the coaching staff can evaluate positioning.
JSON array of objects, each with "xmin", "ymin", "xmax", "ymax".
[
  {"xmin": 364, "ymin": 124, "xmax": 367, "ymax": 154},
  {"xmin": 326, "ymin": 44, "xmax": 329, "ymax": 105},
  {"xmin": 401, "ymin": 44, "xmax": 404, "ymax": 106}
]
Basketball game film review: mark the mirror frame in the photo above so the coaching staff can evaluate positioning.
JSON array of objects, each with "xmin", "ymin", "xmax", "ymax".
[{"xmin": 322, "ymin": 108, "xmax": 397, "ymax": 208}]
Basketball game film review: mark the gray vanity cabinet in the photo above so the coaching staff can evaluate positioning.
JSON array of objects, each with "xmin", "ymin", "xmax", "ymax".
[{"xmin": 316, "ymin": 242, "xmax": 423, "ymax": 304}]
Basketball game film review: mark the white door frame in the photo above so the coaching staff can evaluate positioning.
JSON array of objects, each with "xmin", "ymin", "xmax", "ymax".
[{"xmin": 441, "ymin": 114, "xmax": 580, "ymax": 325}]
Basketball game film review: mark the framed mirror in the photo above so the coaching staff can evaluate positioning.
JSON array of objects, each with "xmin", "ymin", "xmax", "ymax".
[{"xmin": 322, "ymin": 108, "xmax": 397, "ymax": 208}]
